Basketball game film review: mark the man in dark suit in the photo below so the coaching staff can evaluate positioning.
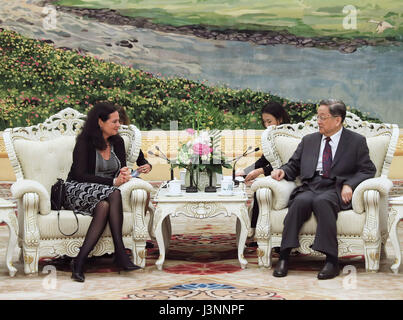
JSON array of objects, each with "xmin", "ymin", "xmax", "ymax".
[{"xmin": 271, "ymin": 99, "xmax": 376, "ymax": 279}]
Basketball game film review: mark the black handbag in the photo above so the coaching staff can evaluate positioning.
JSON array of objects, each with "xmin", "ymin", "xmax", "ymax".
[{"xmin": 51, "ymin": 178, "xmax": 79, "ymax": 236}]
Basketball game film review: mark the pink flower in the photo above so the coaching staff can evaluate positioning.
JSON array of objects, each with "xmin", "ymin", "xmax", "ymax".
[
  {"xmin": 186, "ymin": 128, "xmax": 195, "ymax": 135},
  {"xmin": 192, "ymin": 143, "xmax": 212, "ymax": 156}
]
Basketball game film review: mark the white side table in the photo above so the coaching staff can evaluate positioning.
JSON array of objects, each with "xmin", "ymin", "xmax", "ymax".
[
  {"xmin": 153, "ymin": 188, "xmax": 250, "ymax": 270},
  {"xmin": 389, "ymin": 196, "xmax": 403, "ymax": 274},
  {"xmin": 0, "ymin": 198, "xmax": 19, "ymax": 277}
]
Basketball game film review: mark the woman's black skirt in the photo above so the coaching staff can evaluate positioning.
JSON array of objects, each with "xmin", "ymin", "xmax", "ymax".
[{"xmin": 64, "ymin": 180, "xmax": 118, "ymax": 216}]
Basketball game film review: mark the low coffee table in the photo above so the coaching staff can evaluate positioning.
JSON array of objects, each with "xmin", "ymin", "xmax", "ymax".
[{"xmin": 153, "ymin": 188, "xmax": 250, "ymax": 270}]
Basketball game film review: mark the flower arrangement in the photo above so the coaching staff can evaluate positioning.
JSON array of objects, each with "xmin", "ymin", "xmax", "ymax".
[{"xmin": 173, "ymin": 128, "xmax": 232, "ymax": 192}]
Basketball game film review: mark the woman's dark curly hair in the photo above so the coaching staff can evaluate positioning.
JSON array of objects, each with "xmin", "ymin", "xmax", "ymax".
[{"xmin": 77, "ymin": 101, "xmax": 120, "ymax": 150}]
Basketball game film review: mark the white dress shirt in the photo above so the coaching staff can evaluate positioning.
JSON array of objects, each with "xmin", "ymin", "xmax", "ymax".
[{"xmin": 316, "ymin": 127, "xmax": 343, "ymax": 171}]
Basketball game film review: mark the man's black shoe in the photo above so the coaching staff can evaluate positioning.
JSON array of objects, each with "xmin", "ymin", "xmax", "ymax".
[
  {"xmin": 317, "ymin": 262, "xmax": 340, "ymax": 280},
  {"xmin": 273, "ymin": 259, "xmax": 288, "ymax": 277}
]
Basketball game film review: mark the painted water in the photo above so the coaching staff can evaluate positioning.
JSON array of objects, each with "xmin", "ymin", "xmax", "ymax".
[{"xmin": 1, "ymin": 0, "xmax": 402, "ymax": 126}]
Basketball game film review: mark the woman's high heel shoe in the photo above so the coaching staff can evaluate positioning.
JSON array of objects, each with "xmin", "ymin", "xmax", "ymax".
[
  {"xmin": 114, "ymin": 255, "xmax": 141, "ymax": 271},
  {"xmin": 71, "ymin": 259, "xmax": 85, "ymax": 282}
]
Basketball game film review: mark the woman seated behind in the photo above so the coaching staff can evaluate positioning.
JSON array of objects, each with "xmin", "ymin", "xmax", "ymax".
[
  {"xmin": 116, "ymin": 104, "xmax": 152, "ymax": 175},
  {"xmin": 65, "ymin": 101, "xmax": 142, "ymax": 282},
  {"xmin": 236, "ymin": 101, "xmax": 290, "ymax": 245}
]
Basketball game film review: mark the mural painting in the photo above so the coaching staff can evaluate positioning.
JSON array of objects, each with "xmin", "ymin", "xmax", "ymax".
[{"xmin": 0, "ymin": 1, "xmax": 402, "ymax": 130}]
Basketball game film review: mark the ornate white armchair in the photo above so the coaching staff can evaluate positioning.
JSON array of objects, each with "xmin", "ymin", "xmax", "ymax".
[
  {"xmin": 251, "ymin": 112, "xmax": 399, "ymax": 272},
  {"xmin": 3, "ymin": 108, "xmax": 154, "ymax": 274}
]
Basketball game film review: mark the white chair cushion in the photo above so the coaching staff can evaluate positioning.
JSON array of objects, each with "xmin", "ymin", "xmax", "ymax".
[
  {"xmin": 366, "ymin": 135, "xmax": 390, "ymax": 177},
  {"xmin": 13, "ymin": 136, "xmax": 75, "ymax": 194},
  {"xmin": 274, "ymin": 136, "xmax": 301, "ymax": 165},
  {"xmin": 37, "ymin": 210, "xmax": 134, "ymax": 238},
  {"xmin": 122, "ymin": 135, "xmax": 130, "ymax": 154},
  {"xmin": 270, "ymin": 209, "xmax": 366, "ymax": 236}
]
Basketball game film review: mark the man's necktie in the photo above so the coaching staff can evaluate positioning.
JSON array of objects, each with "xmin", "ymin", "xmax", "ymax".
[{"xmin": 322, "ymin": 137, "xmax": 332, "ymax": 178}]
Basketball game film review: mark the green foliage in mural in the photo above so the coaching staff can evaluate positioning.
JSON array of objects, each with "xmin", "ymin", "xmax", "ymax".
[{"xmin": 0, "ymin": 30, "xmax": 380, "ymax": 131}]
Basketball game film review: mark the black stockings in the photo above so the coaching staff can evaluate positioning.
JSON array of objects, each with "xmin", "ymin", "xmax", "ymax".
[{"xmin": 75, "ymin": 190, "xmax": 129, "ymax": 270}]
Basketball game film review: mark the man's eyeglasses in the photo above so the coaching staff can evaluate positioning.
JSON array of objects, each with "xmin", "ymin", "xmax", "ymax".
[{"xmin": 316, "ymin": 115, "xmax": 339, "ymax": 121}]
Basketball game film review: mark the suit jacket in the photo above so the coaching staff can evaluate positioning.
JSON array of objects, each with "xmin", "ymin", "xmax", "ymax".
[
  {"xmin": 280, "ymin": 128, "xmax": 376, "ymax": 209},
  {"xmin": 67, "ymin": 135, "xmax": 150, "ymax": 186},
  {"xmin": 244, "ymin": 154, "xmax": 273, "ymax": 176}
]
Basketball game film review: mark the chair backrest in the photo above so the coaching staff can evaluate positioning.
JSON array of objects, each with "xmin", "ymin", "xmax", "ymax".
[
  {"xmin": 261, "ymin": 112, "xmax": 399, "ymax": 178},
  {"xmin": 3, "ymin": 107, "xmax": 141, "ymax": 193}
]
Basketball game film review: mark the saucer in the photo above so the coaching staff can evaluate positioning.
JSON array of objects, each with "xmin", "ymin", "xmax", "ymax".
[
  {"xmin": 165, "ymin": 193, "xmax": 183, "ymax": 197},
  {"xmin": 217, "ymin": 192, "xmax": 234, "ymax": 196}
]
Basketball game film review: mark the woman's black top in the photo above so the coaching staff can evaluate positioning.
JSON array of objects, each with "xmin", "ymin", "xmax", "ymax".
[
  {"xmin": 67, "ymin": 135, "xmax": 150, "ymax": 186},
  {"xmin": 243, "ymin": 154, "xmax": 273, "ymax": 177}
]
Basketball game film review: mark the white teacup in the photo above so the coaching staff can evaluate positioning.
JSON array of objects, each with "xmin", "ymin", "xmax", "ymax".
[
  {"xmin": 220, "ymin": 176, "xmax": 234, "ymax": 195},
  {"xmin": 167, "ymin": 179, "xmax": 181, "ymax": 195}
]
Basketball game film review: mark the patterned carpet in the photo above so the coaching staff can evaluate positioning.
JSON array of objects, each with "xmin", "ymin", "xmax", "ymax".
[
  {"xmin": 1, "ymin": 218, "xmax": 402, "ymax": 301},
  {"xmin": 0, "ymin": 182, "xmax": 402, "ymax": 302}
]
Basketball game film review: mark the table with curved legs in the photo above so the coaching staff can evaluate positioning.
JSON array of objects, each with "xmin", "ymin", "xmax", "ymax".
[
  {"xmin": 389, "ymin": 196, "xmax": 403, "ymax": 274},
  {"xmin": 153, "ymin": 189, "xmax": 250, "ymax": 271},
  {"xmin": 0, "ymin": 198, "xmax": 18, "ymax": 277}
]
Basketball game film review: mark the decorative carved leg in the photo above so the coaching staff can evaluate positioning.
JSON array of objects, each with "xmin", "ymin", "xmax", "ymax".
[
  {"xmin": 0, "ymin": 199, "xmax": 19, "ymax": 277},
  {"xmin": 389, "ymin": 208, "xmax": 402, "ymax": 274},
  {"xmin": 236, "ymin": 218, "xmax": 240, "ymax": 247},
  {"xmin": 5, "ymin": 212, "xmax": 18, "ymax": 277},
  {"xmin": 255, "ymin": 188, "xmax": 272, "ymax": 268},
  {"xmin": 236, "ymin": 206, "xmax": 249, "ymax": 269},
  {"xmin": 23, "ymin": 246, "xmax": 39, "ymax": 275},
  {"xmin": 162, "ymin": 215, "xmax": 171, "ymax": 255},
  {"xmin": 257, "ymin": 239, "xmax": 272, "ymax": 268},
  {"xmin": 364, "ymin": 244, "xmax": 381, "ymax": 272},
  {"xmin": 147, "ymin": 205, "xmax": 155, "ymax": 239},
  {"xmin": 154, "ymin": 208, "xmax": 168, "ymax": 271},
  {"xmin": 133, "ymin": 240, "xmax": 146, "ymax": 268},
  {"xmin": 131, "ymin": 189, "xmax": 149, "ymax": 268},
  {"xmin": 22, "ymin": 193, "xmax": 40, "ymax": 275},
  {"xmin": 247, "ymin": 204, "xmax": 254, "ymax": 238},
  {"xmin": 363, "ymin": 190, "xmax": 381, "ymax": 273}
]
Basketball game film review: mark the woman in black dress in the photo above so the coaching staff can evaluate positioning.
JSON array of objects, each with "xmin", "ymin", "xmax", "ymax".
[
  {"xmin": 65, "ymin": 102, "xmax": 141, "ymax": 282},
  {"xmin": 235, "ymin": 101, "xmax": 290, "ymax": 246}
]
